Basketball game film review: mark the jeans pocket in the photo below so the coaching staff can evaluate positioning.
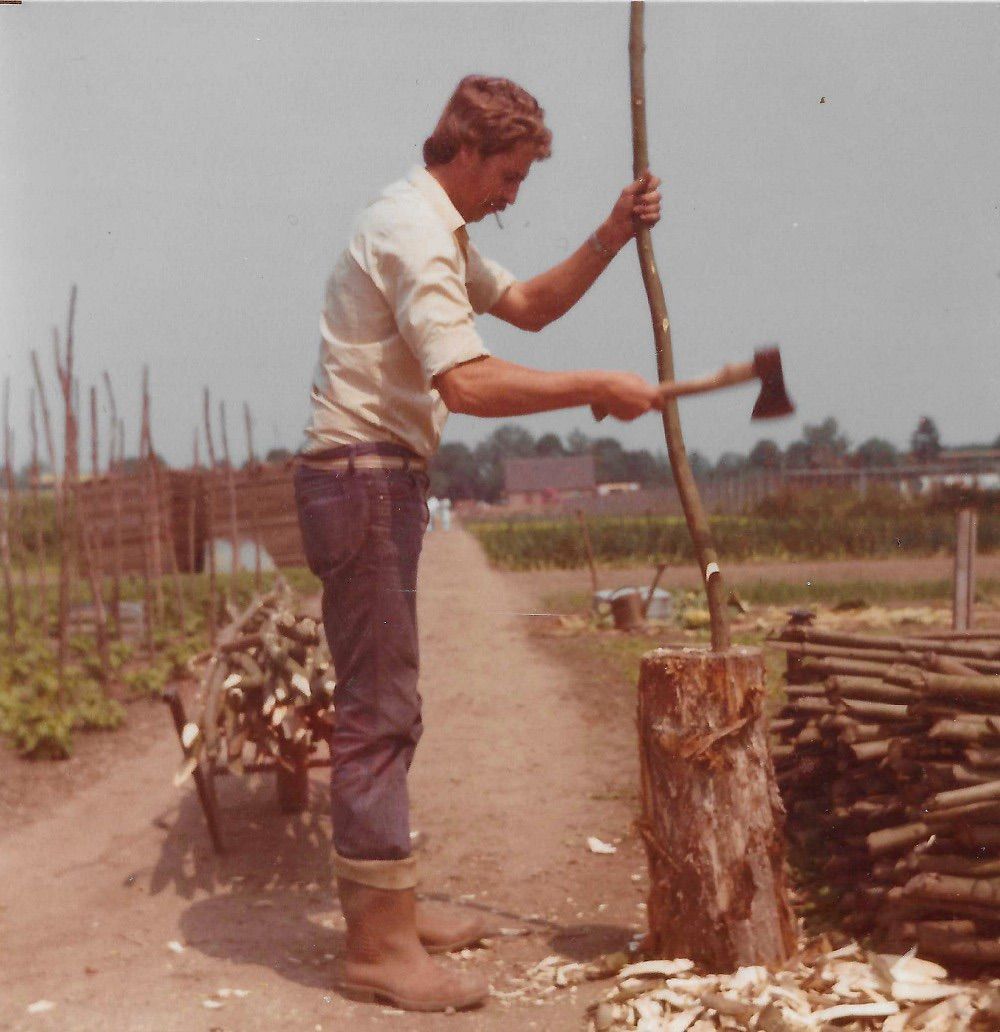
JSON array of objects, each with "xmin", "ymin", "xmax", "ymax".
[{"xmin": 294, "ymin": 474, "xmax": 367, "ymax": 580}]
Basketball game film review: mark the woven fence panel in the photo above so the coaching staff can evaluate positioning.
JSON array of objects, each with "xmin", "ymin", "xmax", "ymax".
[{"xmin": 201, "ymin": 464, "xmax": 305, "ymax": 568}]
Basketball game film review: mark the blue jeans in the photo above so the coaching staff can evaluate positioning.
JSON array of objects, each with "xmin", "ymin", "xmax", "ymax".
[{"xmin": 294, "ymin": 460, "xmax": 429, "ymax": 861}]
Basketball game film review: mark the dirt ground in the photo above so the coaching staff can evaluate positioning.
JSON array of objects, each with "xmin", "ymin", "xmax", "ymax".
[
  {"xmin": 0, "ymin": 528, "xmax": 653, "ymax": 1032},
  {"xmin": 2, "ymin": 539, "xmax": 997, "ymax": 1032}
]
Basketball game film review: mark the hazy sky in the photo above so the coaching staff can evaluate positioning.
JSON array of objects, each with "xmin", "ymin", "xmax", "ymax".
[{"xmin": 3, "ymin": 2, "xmax": 999, "ymax": 470}]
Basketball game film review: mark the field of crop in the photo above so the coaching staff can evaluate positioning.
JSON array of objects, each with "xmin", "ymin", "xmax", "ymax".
[{"xmin": 468, "ymin": 489, "xmax": 1000, "ymax": 571}]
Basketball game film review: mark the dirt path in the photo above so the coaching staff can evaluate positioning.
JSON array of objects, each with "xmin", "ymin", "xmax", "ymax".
[{"xmin": 0, "ymin": 528, "xmax": 647, "ymax": 1032}]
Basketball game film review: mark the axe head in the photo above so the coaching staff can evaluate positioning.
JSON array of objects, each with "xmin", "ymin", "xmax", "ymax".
[{"xmin": 750, "ymin": 346, "xmax": 794, "ymax": 419}]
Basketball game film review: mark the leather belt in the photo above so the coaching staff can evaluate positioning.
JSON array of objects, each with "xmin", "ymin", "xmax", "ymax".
[{"xmin": 298, "ymin": 453, "xmax": 427, "ymax": 473}]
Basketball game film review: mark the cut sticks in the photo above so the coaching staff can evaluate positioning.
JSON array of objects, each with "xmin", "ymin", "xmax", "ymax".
[{"xmin": 771, "ymin": 620, "xmax": 1000, "ymax": 967}]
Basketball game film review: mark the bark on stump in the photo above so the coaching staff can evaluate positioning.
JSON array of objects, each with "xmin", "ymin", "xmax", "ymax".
[{"xmin": 637, "ymin": 646, "xmax": 797, "ymax": 970}]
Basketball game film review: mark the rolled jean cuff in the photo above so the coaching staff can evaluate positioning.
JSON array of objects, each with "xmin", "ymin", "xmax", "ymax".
[{"xmin": 333, "ymin": 851, "xmax": 418, "ymax": 890}]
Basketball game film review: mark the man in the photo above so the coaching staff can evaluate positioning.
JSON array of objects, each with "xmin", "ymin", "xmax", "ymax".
[{"xmin": 295, "ymin": 75, "xmax": 662, "ymax": 1012}]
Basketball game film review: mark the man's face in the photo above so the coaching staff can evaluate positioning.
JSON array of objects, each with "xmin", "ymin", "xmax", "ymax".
[{"xmin": 459, "ymin": 141, "xmax": 536, "ymax": 223}]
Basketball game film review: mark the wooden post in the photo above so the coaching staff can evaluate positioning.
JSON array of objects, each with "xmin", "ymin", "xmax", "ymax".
[
  {"xmin": 218, "ymin": 400, "xmax": 240, "ymax": 580},
  {"xmin": 102, "ymin": 373, "xmax": 123, "ymax": 638},
  {"xmin": 576, "ymin": 509, "xmax": 599, "ymax": 594},
  {"xmin": 637, "ymin": 647, "xmax": 797, "ymax": 968},
  {"xmin": 2, "ymin": 379, "xmax": 31, "ymax": 620},
  {"xmin": 0, "ymin": 387, "xmax": 15, "ymax": 643},
  {"xmin": 188, "ymin": 429, "xmax": 200, "ymax": 576},
  {"xmin": 953, "ymin": 508, "xmax": 977, "ymax": 632},
  {"xmin": 78, "ymin": 385, "xmax": 111, "ymax": 684},
  {"xmin": 203, "ymin": 388, "xmax": 219, "ymax": 643},
  {"xmin": 53, "ymin": 288, "xmax": 79, "ymax": 679},
  {"xmin": 629, "ymin": 3, "xmax": 730, "ymax": 650},
  {"xmin": 243, "ymin": 402, "xmax": 263, "ymax": 591},
  {"xmin": 141, "ymin": 367, "xmax": 165, "ymax": 623},
  {"xmin": 28, "ymin": 390, "xmax": 49, "ymax": 624}
]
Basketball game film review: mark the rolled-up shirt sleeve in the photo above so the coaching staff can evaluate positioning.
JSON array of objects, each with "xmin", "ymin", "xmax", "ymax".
[
  {"xmin": 371, "ymin": 220, "xmax": 490, "ymax": 381},
  {"xmin": 466, "ymin": 241, "xmax": 517, "ymax": 314}
]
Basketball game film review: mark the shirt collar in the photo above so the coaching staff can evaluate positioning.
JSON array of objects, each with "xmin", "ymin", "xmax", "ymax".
[{"xmin": 407, "ymin": 165, "xmax": 465, "ymax": 235}]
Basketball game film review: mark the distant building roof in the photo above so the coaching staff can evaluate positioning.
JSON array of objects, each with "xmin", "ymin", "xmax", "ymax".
[{"xmin": 503, "ymin": 454, "xmax": 596, "ymax": 493}]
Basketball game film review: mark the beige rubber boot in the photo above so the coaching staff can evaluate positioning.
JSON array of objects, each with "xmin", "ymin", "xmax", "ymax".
[
  {"xmin": 416, "ymin": 901, "xmax": 489, "ymax": 955},
  {"xmin": 336, "ymin": 879, "xmax": 489, "ymax": 1011}
]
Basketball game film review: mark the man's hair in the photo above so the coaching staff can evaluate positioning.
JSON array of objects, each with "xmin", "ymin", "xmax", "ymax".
[{"xmin": 423, "ymin": 75, "xmax": 553, "ymax": 166}]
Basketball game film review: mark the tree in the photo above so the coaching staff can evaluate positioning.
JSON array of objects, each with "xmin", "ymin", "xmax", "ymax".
[
  {"xmin": 592, "ymin": 437, "xmax": 628, "ymax": 482},
  {"xmin": 687, "ymin": 450, "xmax": 712, "ymax": 479},
  {"xmin": 911, "ymin": 416, "xmax": 942, "ymax": 462},
  {"xmin": 534, "ymin": 433, "xmax": 566, "ymax": 457},
  {"xmin": 428, "ymin": 442, "xmax": 478, "ymax": 499},
  {"xmin": 265, "ymin": 447, "xmax": 293, "ymax": 464},
  {"xmin": 471, "ymin": 424, "xmax": 537, "ymax": 502},
  {"xmin": 800, "ymin": 417, "xmax": 850, "ymax": 468},
  {"xmin": 714, "ymin": 452, "xmax": 747, "ymax": 476},
  {"xmin": 566, "ymin": 429, "xmax": 592, "ymax": 455},
  {"xmin": 854, "ymin": 437, "xmax": 899, "ymax": 468},
  {"xmin": 748, "ymin": 439, "xmax": 782, "ymax": 469},
  {"xmin": 783, "ymin": 441, "xmax": 810, "ymax": 470}
]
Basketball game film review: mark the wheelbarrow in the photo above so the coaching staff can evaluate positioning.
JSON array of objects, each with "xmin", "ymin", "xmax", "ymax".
[{"xmin": 162, "ymin": 686, "xmax": 333, "ymax": 854}]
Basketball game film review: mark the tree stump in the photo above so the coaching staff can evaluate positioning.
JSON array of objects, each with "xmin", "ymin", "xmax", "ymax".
[{"xmin": 637, "ymin": 646, "xmax": 797, "ymax": 970}]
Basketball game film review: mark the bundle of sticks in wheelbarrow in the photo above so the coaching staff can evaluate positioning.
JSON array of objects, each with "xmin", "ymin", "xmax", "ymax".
[
  {"xmin": 769, "ymin": 617, "xmax": 1000, "ymax": 972},
  {"xmin": 163, "ymin": 580, "xmax": 335, "ymax": 852}
]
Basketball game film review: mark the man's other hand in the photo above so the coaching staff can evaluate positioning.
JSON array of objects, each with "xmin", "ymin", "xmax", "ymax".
[
  {"xmin": 595, "ymin": 371, "xmax": 663, "ymax": 421},
  {"xmin": 604, "ymin": 171, "xmax": 662, "ymax": 249}
]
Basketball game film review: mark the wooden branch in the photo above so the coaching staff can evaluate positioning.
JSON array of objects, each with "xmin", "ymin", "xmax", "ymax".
[
  {"xmin": 203, "ymin": 387, "xmax": 219, "ymax": 643},
  {"xmin": 219, "ymin": 399, "xmax": 240, "ymax": 578},
  {"xmin": 629, "ymin": 1, "xmax": 729, "ymax": 650},
  {"xmin": 101, "ymin": 374, "xmax": 123, "ymax": 637},
  {"xmin": 243, "ymin": 402, "xmax": 263, "ymax": 591},
  {"xmin": 53, "ymin": 287, "xmax": 79, "ymax": 679},
  {"xmin": 28, "ymin": 388, "xmax": 49, "ymax": 623}
]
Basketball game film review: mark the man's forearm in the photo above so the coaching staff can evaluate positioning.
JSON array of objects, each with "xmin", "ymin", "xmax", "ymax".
[
  {"xmin": 435, "ymin": 356, "xmax": 602, "ymax": 417},
  {"xmin": 515, "ymin": 220, "xmax": 627, "ymax": 329}
]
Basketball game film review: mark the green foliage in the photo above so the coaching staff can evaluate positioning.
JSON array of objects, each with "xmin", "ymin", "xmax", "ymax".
[
  {"xmin": 0, "ymin": 565, "xmax": 320, "ymax": 760},
  {"xmin": 470, "ymin": 489, "xmax": 1000, "ymax": 570},
  {"xmin": 0, "ymin": 655, "xmax": 125, "ymax": 760}
]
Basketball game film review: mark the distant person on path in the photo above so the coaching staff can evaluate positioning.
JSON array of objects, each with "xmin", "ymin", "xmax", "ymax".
[
  {"xmin": 439, "ymin": 497, "xmax": 452, "ymax": 531},
  {"xmin": 294, "ymin": 74, "xmax": 661, "ymax": 1012},
  {"xmin": 426, "ymin": 494, "xmax": 440, "ymax": 531}
]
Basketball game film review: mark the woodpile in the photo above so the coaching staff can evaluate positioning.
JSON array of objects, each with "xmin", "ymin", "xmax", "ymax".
[
  {"xmin": 770, "ymin": 622, "xmax": 1000, "ymax": 969},
  {"xmin": 175, "ymin": 583, "xmax": 334, "ymax": 786},
  {"xmin": 580, "ymin": 939, "xmax": 1000, "ymax": 1031}
]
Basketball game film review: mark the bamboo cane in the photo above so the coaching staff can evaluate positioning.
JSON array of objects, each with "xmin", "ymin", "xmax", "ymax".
[
  {"xmin": 28, "ymin": 390, "xmax": 49, "ymax": 624},
  {"xmin": 189, "ymin": 429, "xmax": 200, "ymax": 576},
  {"xmin": 78, "ymin": 385, "xmax": 111, "ymax": 683},
  {"xmin": 141, "ymin": 367, "xmax": 165, "ymax": 624},
  {"xmin": 0, "ymin": 384, "xmax": 15, "ymax": 643},
  {"xmin": 2, "ymin": 380, "xmax": 31, "ymax": 622},
  {"xmin": 102, "ymin": 372, "xmax": 123, "ymax": 638},
  {"xmin": 243, "ymin": 402, "xmax": 263, "ymax": 591},
  {"xmin": 203, "ymin": 388, "xmax": 219, "ymax": 644},
  {"xmin": 629, "ymin": 2, "xmax": 729, "ymax": 650},
  {"xmin": 218, "ymin": 400, "xmax": 240, "ymax": 580},
  {"xmin": 53, "ymin": 287, "xmax": 79, "ymax": 679}
]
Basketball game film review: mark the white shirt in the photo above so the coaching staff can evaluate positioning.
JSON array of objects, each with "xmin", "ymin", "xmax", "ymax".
[{"xmin": 303, "ymin": 166, "xmax": 516, "ymax": 459}]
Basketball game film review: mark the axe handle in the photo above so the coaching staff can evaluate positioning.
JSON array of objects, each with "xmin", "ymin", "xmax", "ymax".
[
  {"xmin": 657, "ymin": 360, "xmax": 756, "ymax": 401},
  {"xmin": 591, "ymin": 360, "xmax": 756, "ymax": 421}
]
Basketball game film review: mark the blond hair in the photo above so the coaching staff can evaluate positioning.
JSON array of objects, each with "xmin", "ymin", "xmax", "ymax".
[{"xmin": 423, "ymin": 75, "xmax": 552, "ymax": 166}]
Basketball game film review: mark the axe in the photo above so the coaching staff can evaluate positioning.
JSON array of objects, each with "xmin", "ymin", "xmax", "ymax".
[{"xmin": 593, "ymin": 346, "xmax": 794, "ymax": 421}]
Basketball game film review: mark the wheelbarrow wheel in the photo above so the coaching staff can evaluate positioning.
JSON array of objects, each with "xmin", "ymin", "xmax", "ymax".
[{"xmin": 276, "ymin": 758, "xmax": 310, "ymax": 813}]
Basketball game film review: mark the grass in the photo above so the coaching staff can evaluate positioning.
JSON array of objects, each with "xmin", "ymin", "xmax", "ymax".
[{"xmin": 544, "ymin": 577, "xmax": 1000, "ymax": 613}]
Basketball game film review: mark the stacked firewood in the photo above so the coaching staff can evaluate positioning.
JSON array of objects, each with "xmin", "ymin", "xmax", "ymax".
[
  {"xmin": 175, "ymin": 583, "xmax": 335, "ymax": 784},
  {"xmin": 770, "ymin": 623, "xmax": 1000, "ymax": 969}
]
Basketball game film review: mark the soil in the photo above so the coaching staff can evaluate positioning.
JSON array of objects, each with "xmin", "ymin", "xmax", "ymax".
[
  {"xmin": 0, "ymin": 528, "xmax": 652, "ymax": 1032},
  {"xmin": 2, "ymin": 541, "xmax": 996, "ymax": 1031}
]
